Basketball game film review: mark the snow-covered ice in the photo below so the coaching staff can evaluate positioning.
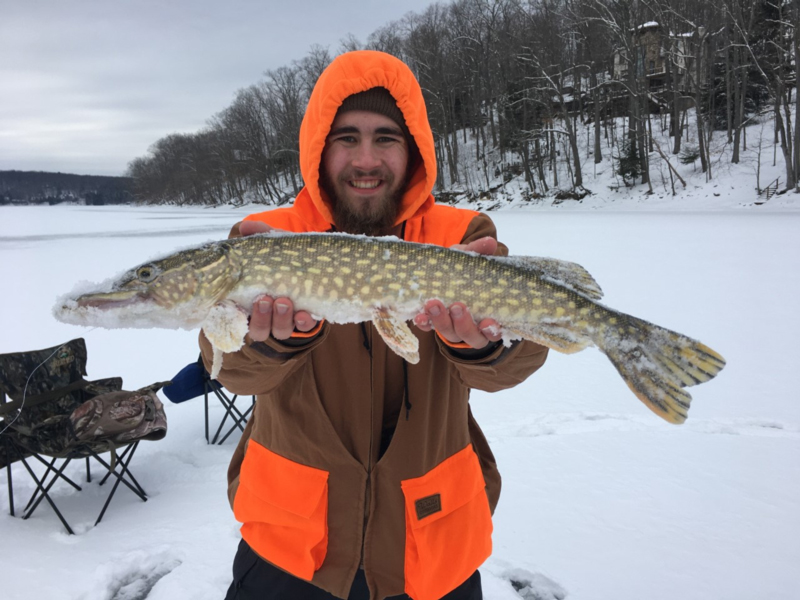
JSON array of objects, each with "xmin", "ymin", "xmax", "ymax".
[{"xmin": 1, "ymin": 203, "xmax": 798, "ymax": 600}]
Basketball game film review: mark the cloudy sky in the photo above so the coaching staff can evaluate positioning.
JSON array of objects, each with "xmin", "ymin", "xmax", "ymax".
[{"xmin": 0, "ymin": 0, "xmax": 435, "ymax": 177}]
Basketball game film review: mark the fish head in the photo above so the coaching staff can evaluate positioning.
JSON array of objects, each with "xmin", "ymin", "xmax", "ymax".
[{"xmin": 54, "ymin": 242, "xmax": 242, "ymax": 329}]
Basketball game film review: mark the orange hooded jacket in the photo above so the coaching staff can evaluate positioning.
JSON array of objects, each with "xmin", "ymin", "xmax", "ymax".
[
  {"xmin": 202, "ymin": 51, "xmax": 549, "ymax": 600},
  {"xmin": 243, "ymin": 49, "xmax": 479, "ymax": 247}
]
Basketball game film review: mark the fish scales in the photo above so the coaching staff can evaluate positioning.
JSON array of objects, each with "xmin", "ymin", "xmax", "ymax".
[
  {"xmin": 54, "ymin": 231, "xmax": 726, "ymax": 424},
  {"xmin": 228, "ymin": 234, "xmax": 592, "ymax": 326}
]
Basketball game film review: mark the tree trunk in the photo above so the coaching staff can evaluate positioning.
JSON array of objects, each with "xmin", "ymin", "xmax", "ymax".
[
  {"xmin": 795, "ymin": 22, "xmax": 800, "ymax": 190},
  {"xmin": 591, "ymin": 67, "xmax": 602, "ymax": 163},
  {"xmin": 694, "ymin": 30, "xmax": 709, "ymax": 175}
]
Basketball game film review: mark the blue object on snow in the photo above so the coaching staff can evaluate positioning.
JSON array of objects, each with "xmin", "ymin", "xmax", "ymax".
[{"xmin": 163, "ymin": 359, "xmax": 221, "ymax": 403}]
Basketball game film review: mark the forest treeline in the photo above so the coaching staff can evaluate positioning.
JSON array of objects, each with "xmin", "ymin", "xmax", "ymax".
[
  {"xmin": 0, "ymin": 171, "xmax": 133, "ymax": 205},
  {"xmin": 127, "ymin": 0, "xmax": 799, "ymax": 205}
]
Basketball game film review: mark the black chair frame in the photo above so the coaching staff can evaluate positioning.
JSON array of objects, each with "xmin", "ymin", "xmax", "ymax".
[
  {"xmin": 203, "ymin": 374, "xmax": 254, "ymax": 445},
  {"xmin": 0, "ymin": 338, "xmax": 148, "ymax": 534},
  {"xmin": 3, "ymin": 432, "xmax": 147, "ymax": 534}
]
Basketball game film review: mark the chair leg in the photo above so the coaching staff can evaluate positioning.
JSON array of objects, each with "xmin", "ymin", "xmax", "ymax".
[
  {"xmin": 86, "ymin": 456, "xmax": 91, "ymax": 483},
  {"xmin": 4, "ymin": 438, "xmax": 14, "ymax": 517},
  {"xmin": 29, "ymin": 453, "xmax": 82, "ymax": 492},
  {"xmin": 93, "ymin": 443, "xmax": 147, "ymax": 499},
  {"xmin": 210, "ymin": 387, "xmax": 249, "ymax": 445},
  {"xmin": 23, "ymin": 456, "xmax": 75, "ymax": 516},
  {"xmin": 23, "ymin": 457, "xmax": 60, "ymax": 512},
  {"xmin": 210, "ymin": 395, "xmax": 233, "ymax": 444},
  {"xmin": 204, "ymin": 383, "xmax": 210, "ymax": 443},
  {"xmin": 16, "ymin": 454, "xmax": 74, "ymax": 535},
  {"xmin": 218, "ymin": 399, "xmax": 255, "ymax": 445},
  {"xmin": 94, "ymin": 441, "xmax": 146, "ymax": 526}
]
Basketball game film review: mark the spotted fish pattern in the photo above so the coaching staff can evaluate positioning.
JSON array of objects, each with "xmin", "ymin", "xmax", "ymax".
[{"xmin": 55, "ymin": 232, "xmax": 726, "ymax": 423}]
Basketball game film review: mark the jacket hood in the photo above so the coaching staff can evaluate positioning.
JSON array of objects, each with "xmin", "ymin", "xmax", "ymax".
[{"xmin": 298, "ymin": 50, "xmax": 437, "ymax": 228}]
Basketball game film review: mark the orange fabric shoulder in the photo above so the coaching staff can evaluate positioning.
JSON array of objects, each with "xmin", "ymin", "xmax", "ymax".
[
  {"xmin": 405, "ymin": 204, "xmax": 480, "ymax": 247},
  {"xmin": 243, "ymin": 189, "xmax": 332, "ymax": 233}
]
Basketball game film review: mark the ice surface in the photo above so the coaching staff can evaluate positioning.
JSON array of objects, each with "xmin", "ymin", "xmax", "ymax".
[{"xmin": 0, "ymin": 204, "xmax": 797, "ymax": 600}]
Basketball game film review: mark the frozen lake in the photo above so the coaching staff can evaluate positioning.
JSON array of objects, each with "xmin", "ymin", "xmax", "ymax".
[{"xmin": 1, "ymin": 204, "xmax": 797, "ymax": 600}]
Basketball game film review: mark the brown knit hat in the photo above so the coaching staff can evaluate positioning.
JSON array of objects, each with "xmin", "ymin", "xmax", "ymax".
[{"xmin": 336, "ymin": 87, "xmax": 410, "ymax": 139}]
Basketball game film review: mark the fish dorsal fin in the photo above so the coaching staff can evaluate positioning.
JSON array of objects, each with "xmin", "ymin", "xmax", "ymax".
[
  {"xmin": 493, "ymin": 255, "xmax": 604, "ymax": 300},
  {"xmin": 371, "ymin": 307, "xmax": 420, "ymax": 364}
]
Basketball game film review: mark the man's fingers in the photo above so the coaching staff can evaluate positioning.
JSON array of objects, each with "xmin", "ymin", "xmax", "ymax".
[
  {"xmin": 414, "ymin": 301, "xmax": 502, "ymax": 349},
  {"xmin": 413, "ymin": 313, "xmax": 434, "ymax": 332},
  {"xmin": 450, "ymin": 236, "xmax": 497, "ymax": 256},
  {"xmin": 249, "ymin": 295, "xmax": 274, "ymax": 341},
  {"xmin": 293, "ymin": 310, "xmax": 318, "ymax": 333},
  {"xmin": 423, "ymin": 300, "xmax": 459, "ymax": 343},
  {"xmin": 477, "ymin": 318, "xmax": 503, "ymax": 343},
  {"xmin": 239, "ymin": 221, "xmax": 275, "ymax": 236},
  {"xmin": 449, "ymin": 303, "xmax": 488, "ymax": 349},
  {"xmin": 271, "ymin": 299, "xmax": 295, "ymax": 340}
]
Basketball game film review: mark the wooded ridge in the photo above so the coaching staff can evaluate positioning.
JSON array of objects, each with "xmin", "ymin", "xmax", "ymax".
[
  {"xmin": 125, "ymin": 0, "xmax": 798, "ymax": 206},
  {"xmin": 0, "ymin": 171, "xmax": 132, "ymax": 205}
]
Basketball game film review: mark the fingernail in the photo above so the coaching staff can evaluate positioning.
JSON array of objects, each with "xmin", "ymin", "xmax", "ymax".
[
  {"xmin": 428, "ymin": 305, "xmax": 440, "ymax": 317},
  {"xmin": 258, "ymin": 300, "xmax": 272, "ymax": 314},
  {"xmin": 276, "ymin": 303, "xmax": 289, "ymax": 315},
  {"xmin": 450, "ymin": 305, "xmax": 463, "ymax": 318},
  {"xmin": 296, "ymin": 318, "xmax": 306, "ymax": 327}
]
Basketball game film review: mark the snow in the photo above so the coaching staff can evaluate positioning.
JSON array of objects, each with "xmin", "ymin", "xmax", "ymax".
[{"xmin": 1, "ymin": 203, "xmax": 798, "ymax": 600}]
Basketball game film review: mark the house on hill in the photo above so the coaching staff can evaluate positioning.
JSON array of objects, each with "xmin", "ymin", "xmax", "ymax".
[{"xmin": 613, "ymin": 21, "xmax": 707, "ymax": 96}]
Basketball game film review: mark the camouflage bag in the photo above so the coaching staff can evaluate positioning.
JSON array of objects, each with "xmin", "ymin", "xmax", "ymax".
[{"xmin": 70, "ymin": 382, "xmax": 169, "ymax": 446}]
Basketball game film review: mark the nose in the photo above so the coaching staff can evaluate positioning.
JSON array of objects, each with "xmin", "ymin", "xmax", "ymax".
[{"xmin": 351, "ymin": 141, "xmax": 381, "ymax": 171}]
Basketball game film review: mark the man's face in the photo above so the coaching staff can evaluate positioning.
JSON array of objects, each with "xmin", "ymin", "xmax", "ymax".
[{"xmin": 321, "ymin": 110, "xmax": 409, "ymax": 235}]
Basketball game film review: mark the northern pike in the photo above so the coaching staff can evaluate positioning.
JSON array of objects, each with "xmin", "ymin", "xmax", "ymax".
[{"xmin": 54, "ymin": 231, "xmax": 725, "ymax": 424}]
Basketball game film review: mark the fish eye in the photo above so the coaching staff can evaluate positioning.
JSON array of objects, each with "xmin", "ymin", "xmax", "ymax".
[{"xmin": 136, "ymin": 265, "xmax": 159, "ymax": 282}]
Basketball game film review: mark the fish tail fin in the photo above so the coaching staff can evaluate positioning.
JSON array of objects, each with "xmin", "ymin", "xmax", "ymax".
[{"xmin": 601, "ymin": 316, "xmax": 726, "ymax": 424}]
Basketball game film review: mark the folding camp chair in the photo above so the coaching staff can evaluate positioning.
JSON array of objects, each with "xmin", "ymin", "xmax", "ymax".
[
  {"xmin": 164, "ymin": 357, "xmax": 254, "ymax": 445},
  {"xmin": 0, "ymin": 338, "xmax": 152, "ymax": 534}
]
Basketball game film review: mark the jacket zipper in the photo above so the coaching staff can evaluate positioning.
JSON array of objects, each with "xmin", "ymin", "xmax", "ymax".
[{"xmin": 359, "ymin": 323, "xmax": 374, "ymax": 568}]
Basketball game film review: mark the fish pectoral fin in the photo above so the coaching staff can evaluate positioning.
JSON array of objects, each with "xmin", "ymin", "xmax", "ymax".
[
  {"xmin": 497, "ymin": 256, "xmax": 604, "ymax": 300},
  {"xmin": 201, "ymin": 301, "xmax": 250, "ymax": 379},
  {"xmin": 371, "ymin": 307, "xmax": 420, "ymax": 364},
  {"xmin": 505, "ymin": 322, "xmax": 593, "ymax": 354}
]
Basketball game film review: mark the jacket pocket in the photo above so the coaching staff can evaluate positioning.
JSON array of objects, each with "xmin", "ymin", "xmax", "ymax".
[
  {"xmin": 400, "ymin": 445, "xmax": 493, "ymax": 600},
  {"xmin": 233, "ymin": 440, "xmax": 329, "ymax": 581}
]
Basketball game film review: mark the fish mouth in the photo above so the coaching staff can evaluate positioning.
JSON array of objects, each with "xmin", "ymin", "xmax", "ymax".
[{"xmin": 74, "ymin": 290, "xmax": 150, "ymax": 309}]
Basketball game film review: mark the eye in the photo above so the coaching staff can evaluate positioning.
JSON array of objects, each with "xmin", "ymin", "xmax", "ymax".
[{"xmin": 136, "ymin": 265, "xmax": 159, "ymax": 283}]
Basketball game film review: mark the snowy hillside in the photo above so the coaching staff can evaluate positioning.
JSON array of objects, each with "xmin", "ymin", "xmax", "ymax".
[{"xmin": 434, "ymin": 106, "xmax": 798, "ymax": 214}]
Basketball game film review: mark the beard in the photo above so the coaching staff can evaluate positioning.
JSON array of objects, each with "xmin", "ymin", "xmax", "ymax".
[{"xmin": 320, "ymin": 167, "xmax": 405, "ymax": 236}]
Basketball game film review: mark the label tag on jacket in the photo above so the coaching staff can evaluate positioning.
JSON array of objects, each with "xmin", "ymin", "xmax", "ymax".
[{"xmin": 415, "ymin": 493, "xmax": 442, "ymax": 520}]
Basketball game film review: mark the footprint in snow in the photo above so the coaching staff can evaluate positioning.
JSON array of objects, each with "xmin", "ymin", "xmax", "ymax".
[
  {"xmin": 79, "ymin": 548, "xmax": 181, "ymax": 600},
  {"xmin": 503, "ymin": 567, "xmax": 567, "ymax": 600}
]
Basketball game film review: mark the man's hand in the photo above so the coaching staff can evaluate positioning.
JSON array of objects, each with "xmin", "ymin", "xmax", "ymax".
[
  {"xmin": 412, "ymin": 236, "xmax": 503, "ymax": 349},
  {"xmin": 239, "ymin": 221, "xmax": 319, "ymax": 342}
]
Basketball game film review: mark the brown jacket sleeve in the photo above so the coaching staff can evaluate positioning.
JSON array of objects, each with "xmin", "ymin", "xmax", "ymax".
[
  {"xmin": 434, "ymin": 212, "xmax": 549, "ymax": 391},
  {"xmin": 198, "ymin": 221, "xmax": 329, "ymax": 395}
]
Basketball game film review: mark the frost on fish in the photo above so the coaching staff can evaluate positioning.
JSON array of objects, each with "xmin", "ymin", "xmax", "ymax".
[{"xmin": 53, "ymin": 231, "xmax": 726, "ymax": 423}]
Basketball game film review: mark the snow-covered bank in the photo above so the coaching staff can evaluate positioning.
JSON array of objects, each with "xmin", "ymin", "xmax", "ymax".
[{"xmin": 1, "ymin": 205, "xmax": 797, "ymax": 600}]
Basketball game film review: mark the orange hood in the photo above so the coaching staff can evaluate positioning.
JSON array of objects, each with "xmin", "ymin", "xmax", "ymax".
[{"xmin": 298, "ymin": 50, "xmax": 437, "ymax": 228}]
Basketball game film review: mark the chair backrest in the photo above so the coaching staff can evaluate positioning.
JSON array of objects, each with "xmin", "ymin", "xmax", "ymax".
[
  {"xmin": 0, "ymin": 338, "xmax": 88, "ymax": 401},
  {"xmin": 0, "ymin": 339, "xmax": 91, "ymax": 432}
]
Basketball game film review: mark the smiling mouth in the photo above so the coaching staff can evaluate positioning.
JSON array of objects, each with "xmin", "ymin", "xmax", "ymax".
[{"xmin": 350, "ymin": 179, "xmax": 381, "ymax": 189}]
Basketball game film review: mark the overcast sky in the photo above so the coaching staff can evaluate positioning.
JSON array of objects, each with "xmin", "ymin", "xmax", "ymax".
[{"xmin": 0, "ymin": 0, "xmax": 435, "ymax": 177}]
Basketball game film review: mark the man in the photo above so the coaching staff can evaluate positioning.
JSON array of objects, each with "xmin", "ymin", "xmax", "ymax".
[{"xmin": 200, "ymin": 50, "xmax": 548, "ymax": 600}]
